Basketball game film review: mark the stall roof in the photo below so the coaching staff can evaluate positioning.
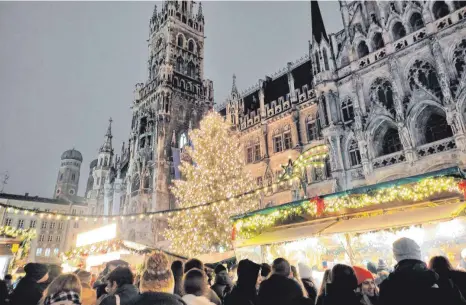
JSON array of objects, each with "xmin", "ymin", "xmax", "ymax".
[
  {"xmin": 320, "ymin": 200, "xmax": 466, "ymax": 235},
  {"xmin": 235, "ymin": 219, "xmax": 336, "ymax": 248}
]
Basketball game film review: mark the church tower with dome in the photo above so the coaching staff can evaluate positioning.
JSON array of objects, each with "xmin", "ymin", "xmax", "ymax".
[{"xmin": 54, "ymin": 148, "xmax": 82, "ymax": 199}]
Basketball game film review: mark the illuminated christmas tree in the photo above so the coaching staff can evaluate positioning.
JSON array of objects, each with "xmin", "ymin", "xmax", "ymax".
[{"xmin": 164, "ymin": 112, "xmax": 259, "ymax": 257}]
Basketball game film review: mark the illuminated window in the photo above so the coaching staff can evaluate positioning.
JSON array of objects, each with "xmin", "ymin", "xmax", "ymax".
[
  {"xmin": 36, "ymin": 248, "xmax": 42, "ymax": 256},
  {"xmin": 45, "ymin": 248, "xmax": 50, "ymax": 257},
  {"xmin": 53, "ymin": 248, "xmax": 59, "ymax": 256}
]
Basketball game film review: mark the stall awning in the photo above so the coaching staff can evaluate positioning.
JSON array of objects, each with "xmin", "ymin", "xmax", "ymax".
[
  {"xmin": 197, "ymin": 251, "xmax": 236, "ymax": 264},
  {"xmin": 320, "ymin": 201, "xmax": 466, "ymax": 235},
  {"xmin": 236, "ymin": 219, "xmax": 336, "ymax": 248}
]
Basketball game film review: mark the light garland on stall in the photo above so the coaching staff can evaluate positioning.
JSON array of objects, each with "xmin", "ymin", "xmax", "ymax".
[
  {"xmin": 233, "ymin": 176, "xmax": 464, "ymax": 240},
  {"xmin": 0, "ymin": 225, "xmax": 36, "ymax": 240},
  {"xmin": 0, "ymin": 144, "xmax": 328, "ymax": 224}
]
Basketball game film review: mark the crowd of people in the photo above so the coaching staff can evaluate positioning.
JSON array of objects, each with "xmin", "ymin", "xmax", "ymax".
[{"xmin": 1, "ymin": 237, "xmax": 466, "ymax": 305}]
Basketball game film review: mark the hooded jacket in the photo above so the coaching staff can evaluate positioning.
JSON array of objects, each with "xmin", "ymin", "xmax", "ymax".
[
  {"xmin": 379, "ymin": 259, "xmax": 466, "ymax": 305},
  {"xmin": 182, "ymin": 295, "xmax": 215, "ymax": 305},
  {"xmin": 134, "ymin": 292, "xmax": 187, "ymax": 305},
  {"xmin": 211, "ymin": 271, "xmax": 233, "ymax": 301},
  {"xmin": 98, "ymin": 284, "xmax": 139, "ymax": 305},
  {"xmin": 224, "ymin": 259, "xmax": 260, "ymax": 305}
]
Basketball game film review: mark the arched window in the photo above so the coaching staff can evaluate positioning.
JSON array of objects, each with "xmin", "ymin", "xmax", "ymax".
[
  {"xmin": 409, "ymin": 12, "xmax": 424, "ymax": 31},
  {"xmin": 453, "ymin": 39, "xmax": 466, "ymax": 78},
  {"xmin": 426, "ymin": 114, "xmax": 453, "ymax": 143},
  {"xmin": 357, "ymin": 41, "xmax": 369, "ymax": 58},
  {"xmin": 306, "ymin": 115, "xmax": 319, "ymax": 142},
  {"xmin": 372, "ymin": 33, "xmax": 384, "ymax": 51},
  {"xmin": 408, "ymin": 60, "xmax": 443, "ymax": 100},
  {"xmin": 322, "ymin": 49, "xmax": 329, "ymax": 71},
  {"xmin": 188, "ymin": 19, "xmax": 193, "ymax": 27},
  {"xmin": 433, "ymin": 1, "xmax": 450, "ymax": 20},
  {"xmin": 173, "ymin": 77, "xmax": 179, "ymax": 87},
  {"xmin": 182, "ymin": 16, "xmax": 187, "ymax": 24},
  {"xmin": 176, "ymin": 57, "xmax": 183, "ymax": 72},
  {"xmin": 348, "ymin": 140, "xmax": 361, "ymax": 167},
  {"xmin": 370, "ymin": 78, "xmax": 395, "ymax": 112},
  {"xmin": 392, "ymin": 22, "xmax": 407, "ymax": 40},
  {"xmin": 382, "ymin": 129, "xmax": 403, "ymax": 155},
  {"xmin": 180, "ymin": 79, "xmax": 185, "ymax": 90},
  {"xmin": 188, "ymin": 40, "xmax": 195, "ymax": 52},
  {"xmin": 177, "ymin": 35, "xmax": 184, "ymax": 48},
  {"xmin": 341, "ymin": 99, "xmax": 354, "ymax": 122},
  {"xmin": 314, "ymin": 51, "xmax": 321, "ymax": 74},
  {"xmin": 182, "ymin": 1, "xmax": 187, "ymax": 12},
  {"xmin": 187, "ymin": 61, "xmax": 195, "ymax": 78}
]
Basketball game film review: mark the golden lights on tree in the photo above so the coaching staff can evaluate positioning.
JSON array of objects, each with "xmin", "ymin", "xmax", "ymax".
[{"xmin": 164, "ymin": 112, "xmax": 259, "ymax": 257}]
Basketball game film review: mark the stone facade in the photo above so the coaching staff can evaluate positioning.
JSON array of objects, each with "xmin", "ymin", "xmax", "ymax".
[{"xmin": 219, "ymin": 0, "xmax": 466, "ymax": 208}]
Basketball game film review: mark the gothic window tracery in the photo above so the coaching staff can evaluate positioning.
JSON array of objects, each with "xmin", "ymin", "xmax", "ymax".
[
  {"xmin": 455, "ymin": 1, "xmax": 466, "ymax": 9},
  {"xmin": 453, "ymin": 39, "xmax": 466, "ymax": 78},
  {"xmin": 357, "ymin": 41, "xmax": 369, "ymax": 58},
  {"xmin": 382, "ymin": 128, "xmax": 403, "ymax": 155},
  {"xmin": 131, "ymin": 176, "xmax": 140, "ymax": 194},
  {"xmin": 370, "ymin": 79, "xmax": 395, "ymax": 113},
  {"xmin": 432, "ymin": 1, "xmax": 450, "ymax": 20},
  {"xmin": 341, "ymin": 98, "xmax": 355, "ymax": 123},
  {"xmin": 425, "ymin": 113, "xmax": 453, "ymax": 143},
  {"xmin": 187, "ymin": 61, "xmax": 195, "ymax": 78},
  {"xmin": 188, "ymin": 40, "xmax": 195, "ymax": 53},
  {"xmin": 392, "ymin": 22, "xmax": 407, "ymax": 41},
  {"xmin": 348, "ymin": 140, "xmax": 362, "ymax": 167},
  {"xmin": 409, "ymin": 12, "xmax": 424, "ymax": 31},
  {"xmin": 372, "ymin": 33, "xmax": 384, "ymax": 51},
  {"xmin": 177, "ymin": 35, "xmax": 184, "ymax": 48},
  {"xmin": 408, "ymin": 60, "xmax": 443, "ymax": 100},
  {"xmin": 176, "ymin": 57, "xmax": 183, "ymax": 72},
  {"xmin": 314, "ymin": 51, "xmax": 321, "ymax": 74}
]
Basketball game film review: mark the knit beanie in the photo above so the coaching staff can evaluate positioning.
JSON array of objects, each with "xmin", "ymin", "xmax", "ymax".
[
  {"xmin": 214, "ymin": 264, "xmax": 227, "ymax": 274},
  {"xmin": 393, "ymin": 237, "xmax": 421, "ymax": 262},
  {"xmin": 366, "ymin": 262, "xmax": 377, "ymax": 274},
  {"xmin": 77, "ymin": 270, "xmax": 92, "ymax": 285},
  {"xmin": 377, "ymin": 259, "xmax": 388, "ymax": 272},
  {"xmin": 353, "ymin": 266, "xmax": 374, "ymax": 285},
  {"xmin": 24, "ymin": 263, "xmax": 48, "ymax": 281},
  {"xmin": 298, "ymin": 263, "xmax": 312, "ymax": 279},
  {"xmin": 140, "ymin": 251, "xmax": 174, "ymax": 293}
]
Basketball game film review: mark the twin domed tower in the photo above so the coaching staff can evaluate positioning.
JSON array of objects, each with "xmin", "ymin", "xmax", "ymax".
[{"xmin": 53, "ymin": 148, "xmax": 82, "ymax": 199}]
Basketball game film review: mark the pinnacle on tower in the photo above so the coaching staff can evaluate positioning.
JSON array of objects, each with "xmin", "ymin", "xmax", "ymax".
[
  {"xmin": 100, "ymin": 117, "xmax": 113, "ymax": 154},
  {"xmin": 197, "ymin": 2, "xmax": 204, "ymax": 22},
  {"xmin": 151, "ymin": 4, "xmax": 158, "ymax": 23},
  {"xmin": 310, "ymin": 0, "xmax": 328, "ymax": 44},
  {"xmin": 231, "ymin": 74, "xmax": 239, "ymax": 97}
]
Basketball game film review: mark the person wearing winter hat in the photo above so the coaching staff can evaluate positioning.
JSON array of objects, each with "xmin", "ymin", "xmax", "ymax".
[
  {"xmin": 77, "ymin": 270, "xmax": 97, "ymax": 305},
  {"xmin": 182, "ymin": 269, "xmax": 214, "ymax": 305},
  {"xmin": 134, "ymin": 251, "xmax": 185, "ymax": 305},
  {"xmin": 298, "ymin": 263, "xmax": 317, "ymax": 304},
  {"xmin": 224, "ymin": 259, "xmax": 261, "ymax": 305},
  {"xmin": 10, "ymin": 263, "xmax": 49, "ymax": 305},
  {"xmin": 184, "ymin": 259, "xmax": 221, "ymax": 305},
  {"xmin": 375, "ymin": 259, "xmax": 389, "ymax": 286},
  {"xmin": 211, "ymin": 264, "xmax": 232, "ymax": 303},
  {"xmin": 379, "ymin": 237, "xmax": 465, "ymax": 305},
  {"xmin": 366, "ymin": 262, "xmax": 377, "ymax": 275},
  {"xmin": 353, "ymin": 266, "xmax": 378, "ymax": 305},
  {"xmin": 171, "ymin": 260, "xmax": 184, "ymax": 297}
]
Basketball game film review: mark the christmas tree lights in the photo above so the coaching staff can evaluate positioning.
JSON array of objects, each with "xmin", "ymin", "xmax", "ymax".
[{"xmin": 163, "ymin": 112, "xmax": 260, "ymax": 257}]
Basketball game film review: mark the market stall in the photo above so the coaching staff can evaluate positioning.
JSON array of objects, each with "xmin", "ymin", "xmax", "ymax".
[
  {"xmin": 62, "ymin": 223, "xmax": 186, "ymax": 272},
  {"xmin": 232, "ymin": 167, "xmax": 466, "ymax": 283}
]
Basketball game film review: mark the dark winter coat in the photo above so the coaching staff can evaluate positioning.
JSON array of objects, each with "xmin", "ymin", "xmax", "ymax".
[
  {"xmin": 441, "ymin": 270, "xmax": 466, "ymax": 298},
  {"xmin": 302, "ymin": 278, "xmax": 318, "ymax": 304},
  {"xmin": 315, "ymin": 283, "xmax": 360, "ymax": 305},
  {"xmin": 224, "ymin": 259, "xmax": 260, "ymax": 305},
  {"xmin": 379, "ymin": 259, "xmax": 466, "ymax": 305},
  {"xmin": 0, "ymin": 280, "xmax": 9, "ymax": 305},
  {"xmin": 134, "ymin": 292, "xmax": 187, "ymax": 305},
  {"xmin": 99, "ymin": 284, "xmax": 139, "ymax": 305},
  {"xmin": 211, "ymin": 271, "xmax": 233, "ymax": 301},
  {"xmin": 9, "ymin": 276, "xmax": 46, "ymax": 305},
  {"xmin": 258, "ymin": 274, "xmax": 311, "ymax": 305}
]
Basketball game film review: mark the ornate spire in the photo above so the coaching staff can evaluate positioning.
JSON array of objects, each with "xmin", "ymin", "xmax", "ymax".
[
  {"xmin": 231, "ymin": 74, "xmax": 239, "ymax": 98},
  {"xmin": 310, "ymin": 0, "xmax": 328, "ymax": 44},
  {"xmin": 197, "ymin": 2, "xmax": 204, "ymax": 22},
  {"xmin": 151, "ymin": 4, "xmax": 158, "ymax": 24},
  {"xmin": 100, "ymin": 118, "xmax": 113, "ymax": 154}
]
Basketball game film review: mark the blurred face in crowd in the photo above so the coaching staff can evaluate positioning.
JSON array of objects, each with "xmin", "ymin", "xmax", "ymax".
[
  {"xmin": 106, "ymin": 280, "xmax": 118, "ymax": 295},
  {"xmin": 361, "ymin": 279, "xmax": 376, "ymax": 297}
]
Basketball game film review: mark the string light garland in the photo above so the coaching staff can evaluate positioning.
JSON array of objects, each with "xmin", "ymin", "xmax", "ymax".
[
  {"xmin": 0, "ymin": 226, "xmax": 36, "ymax": 240},
  {"xmin": 0, "ymin": 144, "xmax": 328, "ymax": 224},
  {"xmin": 233, "ymin": 176, "xmax": 464, "ymax": 240}
]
